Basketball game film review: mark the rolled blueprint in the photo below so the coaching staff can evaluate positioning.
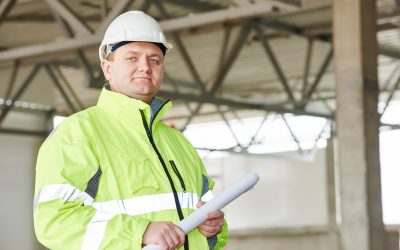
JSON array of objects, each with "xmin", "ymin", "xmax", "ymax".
[{"xmin": 142, "ymin": 171, "xmax": 260, "ymax": 250}]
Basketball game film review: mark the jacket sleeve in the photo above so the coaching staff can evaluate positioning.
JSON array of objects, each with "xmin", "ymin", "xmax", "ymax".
[
  {"xmin": 195, "ymin": 152, "xmax": 230, "ymax": 250},
  {"xmin": 34, "ymin": 119, "xmax": 150, "ymax": 250},
  {"xmin": 203, "ymin": 174, "xmax": 229, "ymax": 250}
]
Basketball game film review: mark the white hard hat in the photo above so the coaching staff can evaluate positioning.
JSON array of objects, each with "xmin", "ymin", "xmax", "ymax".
[{"xmin": 99, "ymin": 10, "xmax": 172, "ymax": 60}]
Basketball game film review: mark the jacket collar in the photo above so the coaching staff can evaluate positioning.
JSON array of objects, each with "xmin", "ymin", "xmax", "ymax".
[{"xmin": 96, "ymin": 85, "xmax": 172, "ymax": 127}]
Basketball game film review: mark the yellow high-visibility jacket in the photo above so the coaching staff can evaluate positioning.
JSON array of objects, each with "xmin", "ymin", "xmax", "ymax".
[{"xmin": 34, "ymin": 87, "xmax": 229, "ymax": 250}]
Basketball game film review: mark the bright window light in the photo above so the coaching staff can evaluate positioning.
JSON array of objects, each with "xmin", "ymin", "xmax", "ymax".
[
  {"xmin": 183, "ymin": 114, "xmax": 330, "ymax": 154},
  {"xmin": 53, "ymin": 115, "xmax": 66, "ymax": 128},
  {"xmin": 379, "ymin": 100, "xmax": 400, "ymax": 224}
]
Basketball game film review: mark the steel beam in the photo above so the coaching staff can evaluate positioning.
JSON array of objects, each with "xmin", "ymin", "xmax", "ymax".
[
  {"xmin": 95, "ymin": 0, "xmax": 137, "ymax": 35},
  {"xmin": 302, "ymin": 39, "xmax": 314, "ymax": 98},
  {"xmin": 165, "ymin": 0, "xmax": 222, "ymax": 12},
  {"xmin": 163, "ymin": 107, "xmax": 235, "ymax": 121},
  {"xmin": 53, "ymin": 63, "xmax": 85, "ymax": 110},
  {"xmin": 155, "ymin": 0, "xmax": 246, "ymax": 135},
  {"xmin": 380, "ymin": 123, "xmax": 400, "ymax": 130},
  {"xmin": 100, "ymin": 0, "xmax": 109, "ymax": 20},
  {"xmin": 154, "ymin": 0, "xmax": 207, "ymax": 93},
  {"xmin": 262, "ymin": 19, "xmax": 400, "ymax": 61},
  {"xmin": 282, "ymin": 115, "xmax": 304, "ymax": 154},
  {"xmin": 163, "ymin": 75, "xmax": 200, "ymax": 91},
  {"xmin": 157, "ymin": 89, "xmax": 332, "ymax": 119},
  {"xmin": 44, "ymin": 0, "xmax": 92, "ymax": 35},
  {"xmin": 178, "ymin": 24, "xmax": 233, "ymax": 130},
  {"xmin": 217, "ymin": 25, "xmax": 233, "ymax": 73},
  {"xmin": 44, "ymin": 64, "xmax": 77, "ymax": 112},
  {"xmin": 179, "ymin": 23, "xmax": 252, "ymax": 131},
  {"xmin": 3, "ymin": 60, "xmax": 19, "ymax": 101},
  {"xmin": 53, "ymin": 13, "xmax": 98, "ymax": 87},
  {"xmin": 0, "ymin": 0, "xmax": 16, "ymax": 27},
  {"xmin": 0, "ymin": 2, "xmax": 275, "ymax": 62},
  {"xmin": 380, "ymin": 73, "xmax": 400, "ymax": 117},
  {"xmin": 247, "ymin": 112, "xmax": 269, "ymax": 146},
  {"xmin": 381, "ymin": 64, "xmax": 399, "ymax": 91},
  {"xmin": 163, "ymin": 72, "xmax": 193, "ymax": 113},
  {"xmin": 0, "ymin": 65, "xmax": 41, "ymax": 125},
  {"xmin": 216, "ymin": 105, "xmax": 242, "ymax": 146},
  {"xmin": 154, "ymin": 0, "xmax": 214, "ymax": 131},
  {"xmin": 315, "ymin": 90, "xmax": 334, "ymax": 114},
  {"xmin": 6, "ymin": 1, "xmax": 48, "ymax": 18},
  {"xmin": 255, "ymin": 24, "xmax": 295, "ymax": 101},
  {"xmin": 0, "ymin": 127, "xmax": 48, "ymax": 137},
  {"xmin": 210, "ymin": 23, "xmax": 252, "ymax": 94},
  {"xmin": 379, "ymin": 44, "xmax": 400, "ymax": 60},
  {"xmin": 302, "ymin": 46, "xmax": 333, "ymax": 106}
]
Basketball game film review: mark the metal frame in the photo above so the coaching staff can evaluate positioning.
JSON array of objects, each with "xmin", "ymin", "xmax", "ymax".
[{"xmin": 0, "ymin": 0, "xmax": 399, "ymax": 157}]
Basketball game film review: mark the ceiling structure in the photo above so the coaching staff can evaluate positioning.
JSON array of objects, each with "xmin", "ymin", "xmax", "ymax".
[{"xmin": 0, "ymin": 0, "xmax": 400, "ymax": 153}]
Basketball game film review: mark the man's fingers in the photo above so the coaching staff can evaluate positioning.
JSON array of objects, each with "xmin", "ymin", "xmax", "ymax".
[
  {"xmin": 196, "ymin": 201, "xmax": 206, "ymax": 208},
  {"xmin": 162, "ymin": 228, "xmax": 175, "ymax": 250},
  {"xmin": 143, "ymin": 222, "xmax": 185, "ymax": 250},
  {"xmin": 200, "ymin": 223, "xmax": 222, "ymax": 232},
  {"xmin": 176, "ymin": 226, "xmax": 186, "ymax": 246},
  {"xmin": 173, "ymin": 226, "xmax": 185, "ymax": 248},
  {"xmin": 168, "ymin": 225, "xmax": 184, "ymax": 248},
  {"xmin": 206, "ymin": 210, "xmax": 224, "ymax": 220},
  {"xmin": 202, "ymin": 218, "xmax": 224, "ymax": 227},
  {"xmin": 198, "ymin": 224, "xmax": 221, "ymax": 237},
  {"xmin": 195, "ymin": 202, "xmax": 225, "ymax": 238}
]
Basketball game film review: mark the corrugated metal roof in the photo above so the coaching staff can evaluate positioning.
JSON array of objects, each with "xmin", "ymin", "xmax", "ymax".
[{"xmin": 0, "ymin": 0, "xmax": 399, "ymax": 119}]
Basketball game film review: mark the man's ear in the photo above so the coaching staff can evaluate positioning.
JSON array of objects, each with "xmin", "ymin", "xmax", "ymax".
[{"xmin": 100, "ymin": 59, "xmax": 112, "ymax": 81}]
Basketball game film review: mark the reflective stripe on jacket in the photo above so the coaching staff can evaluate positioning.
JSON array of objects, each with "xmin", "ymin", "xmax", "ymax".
[{"xmin": 34, "ymin": 87, "xmax": 229, "ymax": 250}]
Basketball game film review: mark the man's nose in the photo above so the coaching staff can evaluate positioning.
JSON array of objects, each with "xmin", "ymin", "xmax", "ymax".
[{"xmin": 138, "ymin": 57, "xmax": 151, "ymax": 73}]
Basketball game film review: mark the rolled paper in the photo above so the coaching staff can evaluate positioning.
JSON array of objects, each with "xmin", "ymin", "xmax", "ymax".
[{"xmin": 142, "ymin": 172, "xmax": 260, "ymax": 250}]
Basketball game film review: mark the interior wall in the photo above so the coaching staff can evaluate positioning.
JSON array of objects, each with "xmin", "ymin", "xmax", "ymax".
[
  {"xmin": 202, "ymin": 148, "xmax": 338, "ymax": 250},
  {"xmin": 226, "ymin": 229, "xmax": 338, "ymax": 250},
  {"xmin": 203, "ymin": 149, "xmax": 329, "ymax": 230},
  {"xmin": 0, "ymin": 112, "xmax": 46, "ymax": 250}
]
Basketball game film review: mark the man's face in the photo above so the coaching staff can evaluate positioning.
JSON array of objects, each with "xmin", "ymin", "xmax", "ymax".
[{"xmin": 101, "ymin": 42, "xmax": 164, "ymax": 103}]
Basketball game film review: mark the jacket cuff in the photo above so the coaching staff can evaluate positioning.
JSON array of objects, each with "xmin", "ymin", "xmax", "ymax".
[
  {"xmin": 100, "ymin": 214, "xmax": 150, "ymax": 250},
  {"xmin": 213, "ymin": 219, "xmax": 229, "ymax": 250}
]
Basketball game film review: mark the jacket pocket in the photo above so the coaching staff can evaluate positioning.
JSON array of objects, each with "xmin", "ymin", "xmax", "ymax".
[
  {"xmin": 169, "ymin": 160, "xmax": 186, "ymax": 192},
  {"xmin": 128, "ymin": 159, "xmax": 160, "ymax": 195}
]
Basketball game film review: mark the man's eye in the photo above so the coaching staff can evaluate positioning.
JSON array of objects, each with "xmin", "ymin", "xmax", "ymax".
[
  {"xmin": 150, "ymin": 58, "xmax": 160, "ymax": 64},
  {"xmin": 127, "ymin": 57, "xmax": 136, "ymax": 61}
]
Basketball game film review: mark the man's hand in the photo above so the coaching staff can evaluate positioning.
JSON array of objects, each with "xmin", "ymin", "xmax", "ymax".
[
  {"xmin": 142, "ymin": 222, "xmax": 185, "ymax": 250},
  {"xmin": 196, "ymin": 201, "xmax": 224, "ymax": 238}
]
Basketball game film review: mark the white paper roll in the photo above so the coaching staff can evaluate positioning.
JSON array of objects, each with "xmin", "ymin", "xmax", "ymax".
[{"xmin": 142, "ymin": 172, "xmax": 260, "ymax": 250}]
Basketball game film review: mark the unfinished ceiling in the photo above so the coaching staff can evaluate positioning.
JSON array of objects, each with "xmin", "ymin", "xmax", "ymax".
[{"xmin": 0, "ymin": 0, "xmax": 399, "ymax": 140}]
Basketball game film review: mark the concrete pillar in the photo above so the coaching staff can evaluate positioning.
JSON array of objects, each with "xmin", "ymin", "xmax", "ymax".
[
  {"xmin": 333, "ymin": 0, "xmax": 387, "ymax": 250},
  {"xmin": 326, "ymin": 138, "xmax": 337, "ymax": 227},
  {"xmin": 386, "ymin": 230, "xmax": 399, "ymax": 250}
]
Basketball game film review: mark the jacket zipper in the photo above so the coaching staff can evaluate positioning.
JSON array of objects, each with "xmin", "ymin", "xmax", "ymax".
[
  {"xmin": 169, "ymin": 160, "xmax": 186, "ymax": 192},
  {"xmin": 139, "ymin": 109, "xmax": 189, "ymax": 250}
]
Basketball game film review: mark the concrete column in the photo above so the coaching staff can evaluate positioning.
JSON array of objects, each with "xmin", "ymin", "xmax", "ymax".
[
  {"xmin": 326, "ymin": 138, "xmax": 337, "ymax": 227},
  {"xmin": 333, "ymin": 0, "xmax": 387, "ymax": 250},
  {"xmin": 386, "ymin": 230, "xmax": 399, "ymax": 250}
]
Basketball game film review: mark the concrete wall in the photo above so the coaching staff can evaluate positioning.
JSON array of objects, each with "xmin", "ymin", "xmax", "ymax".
[
  {"xmin": 202, "ymin": 149, "xmax": 338, "ymax": 250},
  {"xmin": 0, "ymin": 112, "xmax": 46, "ymax": 250},
  {"xmin": 203, "ymin": 149, "xmax": 329, "ymax": 230},
  {"xmin": 227, "ymin": 227, "xmax": 338, "ymax": 250}
]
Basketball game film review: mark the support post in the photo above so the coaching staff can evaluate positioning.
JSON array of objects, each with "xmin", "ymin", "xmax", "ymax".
[{"xmin": 333, "ymin": 0, "xmax": 386, "ymax": 249}]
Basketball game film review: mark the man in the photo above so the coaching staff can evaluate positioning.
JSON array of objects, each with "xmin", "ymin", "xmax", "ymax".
[{"xmin": 34, "ymin": 11, "xmax": 228, "ymax": 250}]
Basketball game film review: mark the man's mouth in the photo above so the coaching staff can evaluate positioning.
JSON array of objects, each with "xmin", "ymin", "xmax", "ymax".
[{"xmin": 134, "ymin": 77, "xmax": 151, "ymax": 81}]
